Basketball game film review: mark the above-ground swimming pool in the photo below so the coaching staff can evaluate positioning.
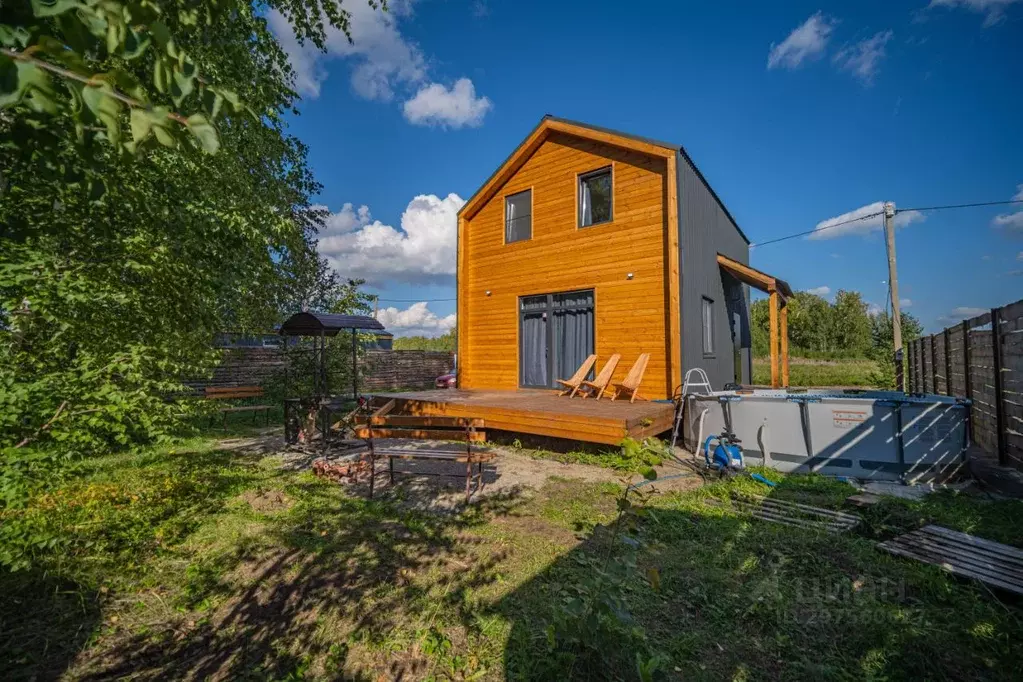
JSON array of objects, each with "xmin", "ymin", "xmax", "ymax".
[{"xmin": 686, "ymin": 390, "xmax": 971, "ymax": 483}]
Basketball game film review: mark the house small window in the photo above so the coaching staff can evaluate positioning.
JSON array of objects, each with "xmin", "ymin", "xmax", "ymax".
[
  {"xmin": 578, "ymin": 167, "xmax": 612, "ymax": 227},
  {"xmin": 702, "ymin": 296, "xmax": 715, "ymax": 356},
  {"xmin": 505, "ymin": 189, "xmax": 532, "ymax": 243}
]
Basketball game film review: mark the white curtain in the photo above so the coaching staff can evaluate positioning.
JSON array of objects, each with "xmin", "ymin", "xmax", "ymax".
[{"xmin": 580, "ymin": 182, "xmax": 591, "ymax": 226}]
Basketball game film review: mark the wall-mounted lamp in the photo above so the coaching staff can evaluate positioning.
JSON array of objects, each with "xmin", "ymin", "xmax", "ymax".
[
  {"xmin": 626, "ymin": 273, "xmax": 634, "ymax": 280},
  {"xmin": 485, "ymin": 290, "xmax": 492, "ymax": 296}
]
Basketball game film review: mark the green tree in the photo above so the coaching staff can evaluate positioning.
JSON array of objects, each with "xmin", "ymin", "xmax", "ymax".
[
  {"xmin": 868, "ymin": 310, "xmax": 923, "ymax": 389},
  {"xmin": 392, "ymin": 329, "xmax": 456, "ymax": 352},
  {"xmin": 0, "ymin": 1, "xmax": 379, "ymax": 464},
  {"xmin": 829, "ymin": 290, "xmax": 872, "ymax": 358}
]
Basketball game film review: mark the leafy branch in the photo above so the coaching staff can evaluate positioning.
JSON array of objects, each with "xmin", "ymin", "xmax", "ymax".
[{"xmin": 1, "ymin": 46, "xmax": 190, "ymax": 125}]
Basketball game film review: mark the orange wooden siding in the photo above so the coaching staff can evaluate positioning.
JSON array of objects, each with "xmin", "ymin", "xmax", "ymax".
[{"xmin": 460, "ymin": 132, "xmax": 672, "ymax": 398}]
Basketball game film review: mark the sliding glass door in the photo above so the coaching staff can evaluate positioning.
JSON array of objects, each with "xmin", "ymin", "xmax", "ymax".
[{"xmin": 519, "ymin": 289, "xmax": 595, "ymax": 389}]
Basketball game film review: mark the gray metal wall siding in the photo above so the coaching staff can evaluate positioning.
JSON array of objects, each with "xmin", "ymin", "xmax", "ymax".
[{"xmin": 677, "ymin": 152, "xmax": 751, "ymax": 390}]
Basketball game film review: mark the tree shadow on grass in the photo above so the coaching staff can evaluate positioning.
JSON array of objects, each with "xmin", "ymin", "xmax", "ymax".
[
  {"xmin": 492, "ymin": 475, "xmax": 1023, "ymax": 681},
  {"xmin": 70, "ymin": 476, "xmax": 526, "ymax": 681},
  {"xmin": 0, "ymin": 572, "xmax": 102, "ymax": 682},
  {"xmin": 0, "ymin": 443, "xmax": 270, "ymax": 681}
]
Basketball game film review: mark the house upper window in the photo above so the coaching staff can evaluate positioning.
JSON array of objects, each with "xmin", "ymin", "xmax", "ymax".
[
  {"xmin": 578, "ymin": 167, "xmax": 612, "ymax": 227},
  {"xmin": 702, "ymin": 296, "xmax": 715, "ymax": 356},
  {"xmin": 505, "ymin": 189, "xmax": 532, "ymax": 243}
]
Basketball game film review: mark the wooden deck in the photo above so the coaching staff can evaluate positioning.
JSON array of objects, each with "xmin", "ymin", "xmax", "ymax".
[{"xmin": 369, "ymin": 389, "xmax": 675, "ymax": 445}]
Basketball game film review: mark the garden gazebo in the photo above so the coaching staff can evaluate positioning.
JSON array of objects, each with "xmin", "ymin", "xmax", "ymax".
[
  {"xmin": 279, "ymin": 311, "xmax": 385, "ymax": 446},
  {"xmin": 279, "ymin": 311, "xmax": 385, "ymax": 399}
]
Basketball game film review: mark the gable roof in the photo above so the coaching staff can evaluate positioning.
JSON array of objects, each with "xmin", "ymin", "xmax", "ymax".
[{"xmin": 458, "ymin": 115, "xmax": 749, "ymax": 244}]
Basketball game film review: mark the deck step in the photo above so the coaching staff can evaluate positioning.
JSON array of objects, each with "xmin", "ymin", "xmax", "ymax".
[{"xmin": 367, "ymin": 415, "xmax": 485, "ymax": 428}]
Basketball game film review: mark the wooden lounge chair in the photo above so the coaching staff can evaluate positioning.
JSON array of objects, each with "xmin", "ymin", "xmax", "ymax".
[
  {"xmin": 555, "ymin": 354, "xmax": 598, "ymax": 397},
  {"xmin": 578, "ymin": 354, "xmax": 621, "ymax": 400},
  {"xmin": 608, "ymin": 353, "xmax": 650, "ymax": 403}
]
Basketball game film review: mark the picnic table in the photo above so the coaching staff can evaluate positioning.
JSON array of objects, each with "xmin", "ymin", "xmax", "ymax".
[{"xmin": 354, "ymin": 409, "xmax": 493, "ymax": 502}]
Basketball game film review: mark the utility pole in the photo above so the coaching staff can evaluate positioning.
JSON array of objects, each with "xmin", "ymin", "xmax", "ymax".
[{"xmin": 883, "ymin": 201, "xmax": 904, "ymax": 391}]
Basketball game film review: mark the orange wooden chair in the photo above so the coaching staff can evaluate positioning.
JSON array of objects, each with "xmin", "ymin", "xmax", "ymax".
[
  {"xmin": 555, "ymin": 354, "xmax": 598, "ymax": 397},
  {"xmin": 579, "ymin": 354, "xmax": 621, "ymax": 399},
  {"xmin": 608, "ymin": 353, "xmax": 650, "ymax": 403}
]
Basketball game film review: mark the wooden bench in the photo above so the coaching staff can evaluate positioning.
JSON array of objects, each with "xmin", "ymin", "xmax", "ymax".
[
  {"xmin": 354, "ymin": 414, "xmax": 492, "ymax": 502},
  {"xmin": 204, "ymin": 386, "xmax": 273, "ymax": 429}
]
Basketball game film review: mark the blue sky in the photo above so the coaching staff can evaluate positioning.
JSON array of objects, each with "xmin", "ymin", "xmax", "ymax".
[{"xmin": 274, "ymin": 0, "xmax": 1022, "ymax": 336}]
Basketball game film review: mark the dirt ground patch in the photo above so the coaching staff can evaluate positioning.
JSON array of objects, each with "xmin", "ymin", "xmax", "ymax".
[
  {"xmin": 277, "ymin": 436, "xmax": 703, "ymax": 512},
  {"xmin": 239, "ymin": 489, "xmax": 291, "ymax": 513}
]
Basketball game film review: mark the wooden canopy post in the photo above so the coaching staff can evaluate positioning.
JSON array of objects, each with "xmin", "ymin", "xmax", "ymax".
[
  {"xmin": 769, "ymin": 288, "xmax": 779, "ymax": 388},
  {"xmin": 780, "ymin": 301, "xmax": 789, "ymax": 388},
  {"xmin": 714, "ymin": 254, "xmax": 793, "ymax": 390}
]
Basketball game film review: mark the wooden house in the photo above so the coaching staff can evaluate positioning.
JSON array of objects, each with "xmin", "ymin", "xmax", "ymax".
[{"xmin": 456, "ymin": 116, "xmax": 792, "ymax": 399}]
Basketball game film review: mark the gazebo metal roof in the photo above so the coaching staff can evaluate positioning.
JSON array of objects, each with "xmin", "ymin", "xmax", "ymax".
[{"xmin": 279, "ymin": 312, "xmax": 385, "ymax": 337}]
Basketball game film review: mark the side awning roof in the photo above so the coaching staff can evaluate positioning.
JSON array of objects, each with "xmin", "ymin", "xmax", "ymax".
[
  {"xmin": 716, "ymin": 254, "xmax": 793, "ymax": 301},
  {"xmin": 279, "ymin": 312, "xmax": 385, "ymax": 337}
]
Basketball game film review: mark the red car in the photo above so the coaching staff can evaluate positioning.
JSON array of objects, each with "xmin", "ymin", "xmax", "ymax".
[{"xmin": 435, "ymin": 371, "xmax": 456, "ymax": 389}]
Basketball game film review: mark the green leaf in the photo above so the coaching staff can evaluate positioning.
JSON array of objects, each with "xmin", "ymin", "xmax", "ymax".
[
  {"xmin": 30, "ymin": 0, "xmax": 81, "ymax": 18},
  {"xmin": 129, "ymin": 108, "xmax": 152, "ymax": 143},
  {"xmin": 185, "ymin": 113, "xmax": 218, "ymax": 153},
  {"xmin": 152, "ymin": 120, "xmax": 177, "ymax": 148},
  {"xmin": 107, "ymin": 69, "xmax": 147, "ymax": 102},
  {"xmin": 639, "ymin": 465, "xmax": 657, "ymax": 481},
  {"xmin": 153, "ymin": 56, "xmax": 167, "ymax": 94},
  {"xmin": 149, "ymin": 20, "xmax": 172, "ymax": 49},
  {"xmin": 81, "ymin": 84, "xmax": 122, "ymax": 145},
  {"xmin": 171, "ymin": 70, "xmax": 194, "ymax": 106},
  {"xmin": 1, "ymin": 61, "xmax": 57, "ymax": 113},
  {"xmin": 122, "ymin": 28, "xmax": 151, "ymax": 60},
  {"xmin": 201, "ymin": 88, "xmax": 223, "ymax": 120},
  {"xmin": 0, "ymin": 25, "xmax": 33, "ymax": 49}
]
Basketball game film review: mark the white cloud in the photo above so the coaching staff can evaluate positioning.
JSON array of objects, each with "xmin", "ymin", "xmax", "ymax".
[
  {"xmin": 804, "ymin": 286, "xmax": 831, "ymax": 296},
  {"xmin": 313, "ymin": 202, "xmax": 373, "ymax": 236},
  {"xmin": 403, "ymin": 78, "xmax": 493, "ymax": 128},
  {"xmin": 900, "ymin": 298, "xmax": 913, "ymax": 308},
  {"xmin": 376, "ymin": 302, "xmax": 455, "ymax": 337},
  {"xmin": 927, "ymin": 0, "xmax": 1021, "ymax": 27},
  {"xmin": 268, "ymin": 3, "xmax": 492, "ymax": 126},
  {"xmin": 833, "ymin": 30, "xmax": 894, "ymax": 84},
  {"xmin": 808, "ymin": 201, "xmax": 925, "ymax": 240},
  {"xmin": 867, "ymin": 302, "xmax": 884, "ymax": 317},
  {"xmin": 268, "ymin": 3, "xmax": 425, "ymax": 100},
  {"xmin": 993, "ymin": 211, "xmax": 1023, "ymax": 230},
  {"xmin": 316, "ymin": 193, "xmax": 464, "ymax": 286},
  {"xmin": 937, "ymin": 306, "xmax": 988, "ymax": 324},
  {"xmin": 768, "ymin": 12, "xmax": 836, "ymax": 70},
  {"xmin": 991, "ymin": 184, "xmax": 1023, "ymax": 230},
  {"xmin": 1017, "ymin": 251, "xmax": 1023, "ymax": 261}
]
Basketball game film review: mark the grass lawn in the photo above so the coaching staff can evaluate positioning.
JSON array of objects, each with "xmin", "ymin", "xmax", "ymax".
[
  {"xmin": 3, "ymin": 428, "xmax": 1022, "ymax": 680},
  {"xmin": 752, "ymin": 357, "xmax": 879, "ymax": 387}
]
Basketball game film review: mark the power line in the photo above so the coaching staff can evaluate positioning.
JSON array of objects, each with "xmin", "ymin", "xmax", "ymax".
[
  {"xmin": 898, "ymin": 199, "xmax": 1023, "ymax": 213},
  {"xmin": 372, "ymin": 297, "xmax": 456, "ymax": 303},
  {"xmin": 750, "ymin": 211, "xmax": 883, "ymax": 248},
  {"xmin": 750, "ymin": 197, "xmax": 1023, "ymax": 249}
]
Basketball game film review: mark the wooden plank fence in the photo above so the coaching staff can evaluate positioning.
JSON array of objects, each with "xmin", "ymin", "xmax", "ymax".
[{"xmin": 907, "ymin": 298, "xmax": 1023, "ymax": 470}]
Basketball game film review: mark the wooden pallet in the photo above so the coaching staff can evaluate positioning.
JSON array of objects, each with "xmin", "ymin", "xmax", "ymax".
[
  {"xmin": 878, "ymin": 525, "xmax": 1023, "ymax": 596},
  {"xmin": 732, "ymin": 494, "xmax": 861, "ymax": 533}
]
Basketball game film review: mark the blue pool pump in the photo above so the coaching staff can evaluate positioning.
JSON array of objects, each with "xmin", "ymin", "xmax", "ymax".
[{"xmin": 703, "ymin": 432, "xmax": 744, "ymax": 471}]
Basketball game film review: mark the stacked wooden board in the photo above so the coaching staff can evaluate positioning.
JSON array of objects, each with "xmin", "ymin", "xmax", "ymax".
[
  {"xmin": 878, "ymin": 525, "xmax": 1023, "ymax": 596},
  {"xmin": 731, "ymin": 494, "xmax": 861, "ymax": 533}
]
